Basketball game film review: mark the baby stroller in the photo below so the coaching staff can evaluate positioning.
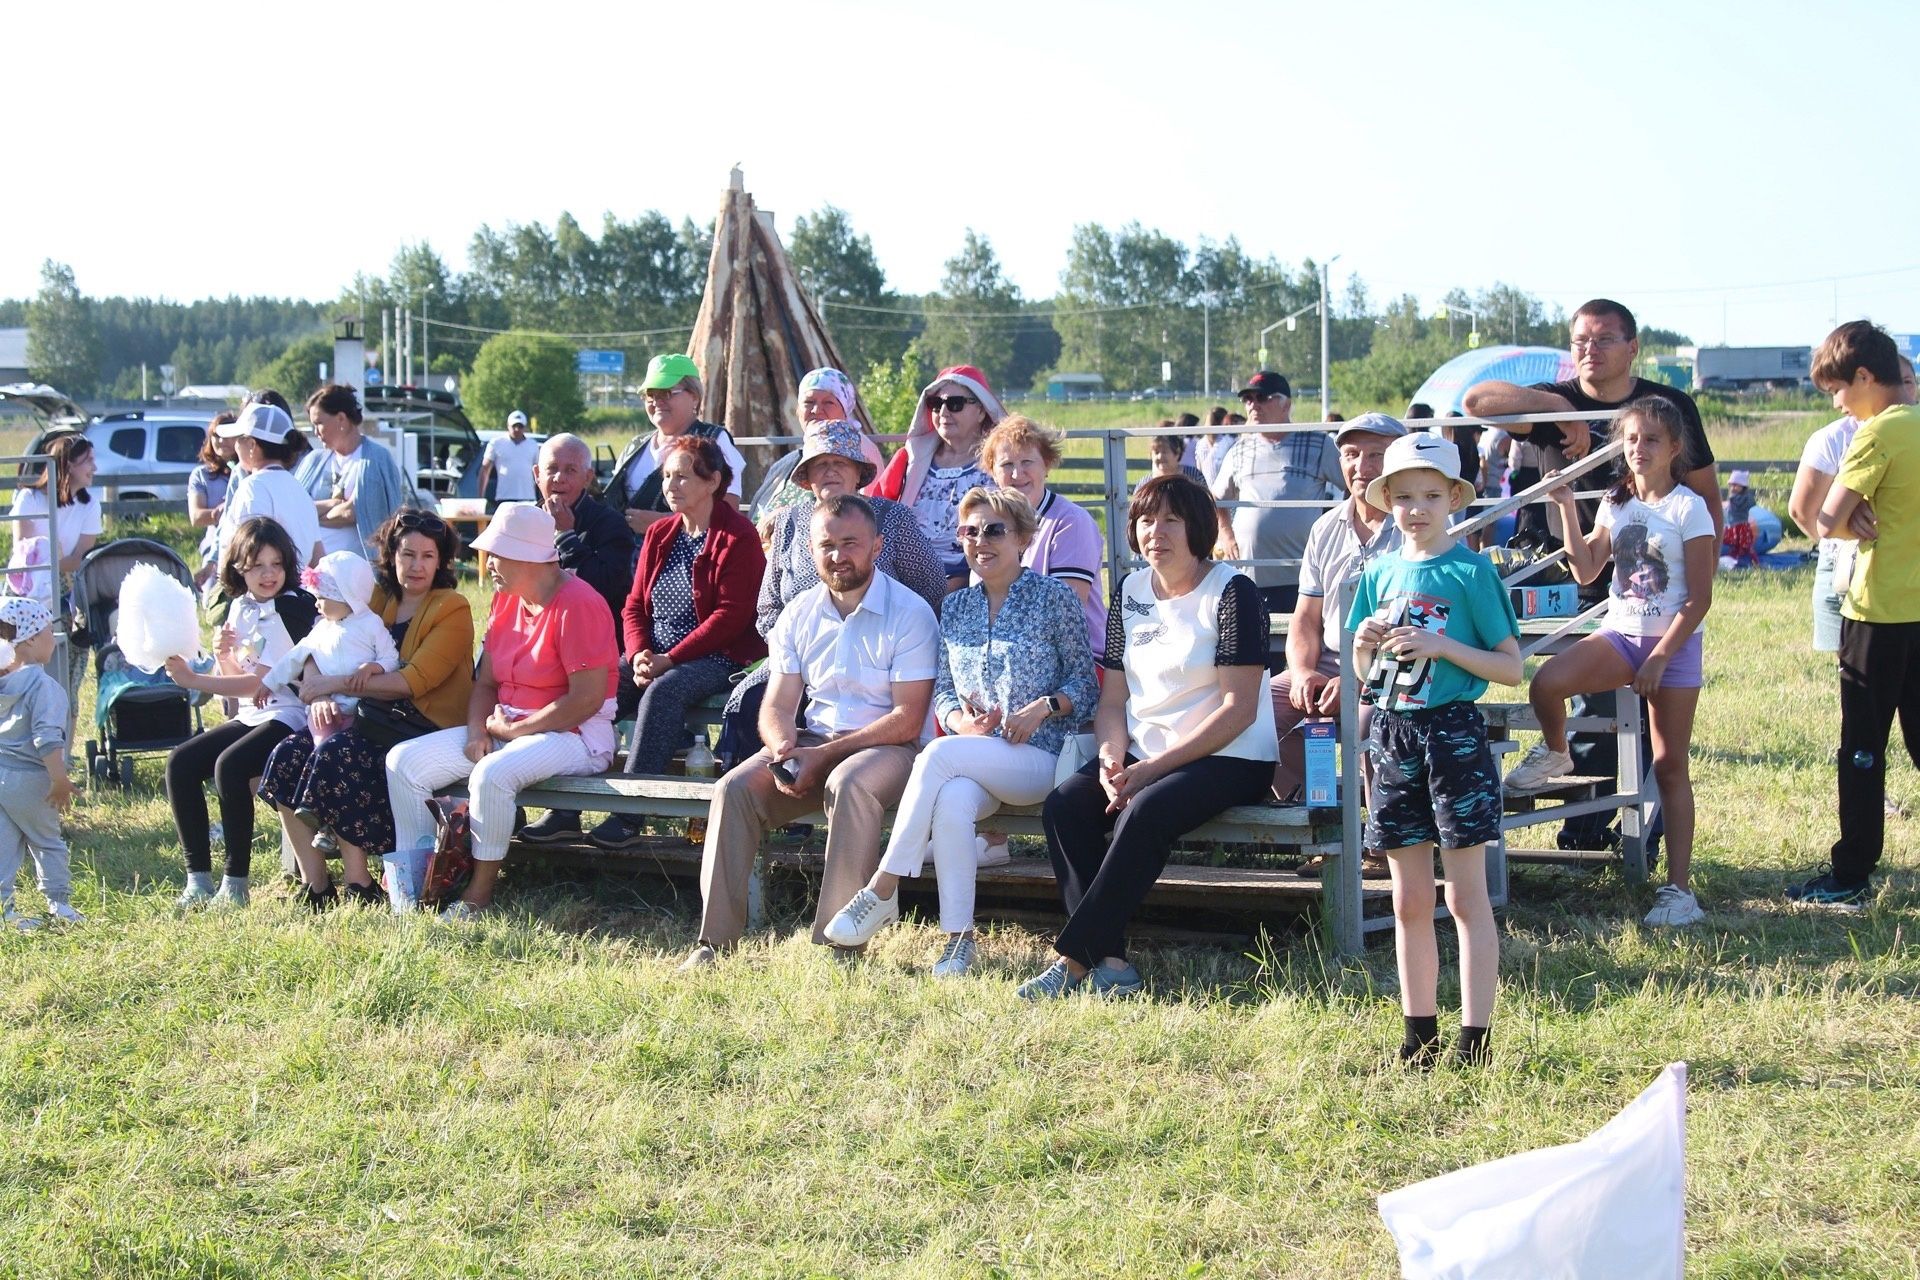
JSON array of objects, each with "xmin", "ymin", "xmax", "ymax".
[{"xmin": 71, "ymin": 538, "xmax": 204, "ymax": 787}]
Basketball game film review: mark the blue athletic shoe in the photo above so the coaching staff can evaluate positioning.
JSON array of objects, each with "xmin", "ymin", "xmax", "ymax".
[
  {"xmin": 1088, "ymin": 961, "xmax": 1145, "ymax": 999},
  {"xmin": 1785, "ymin": 870, "xmax": 1870, "ymax": 912},
  {"xmin": 1016, "ymin": 960, "xmax": 1084, "ymax": 1001}
]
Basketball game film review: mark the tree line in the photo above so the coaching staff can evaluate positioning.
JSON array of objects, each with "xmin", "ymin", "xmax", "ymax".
[{"xmin": 10, "ymin": 207, "xmax": 1690, "ymax": 419}]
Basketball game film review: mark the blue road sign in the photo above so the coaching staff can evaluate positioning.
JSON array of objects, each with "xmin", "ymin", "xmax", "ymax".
[{"xmin": 577, "ymin": 349, "xmax": 626, "ymax": 375}]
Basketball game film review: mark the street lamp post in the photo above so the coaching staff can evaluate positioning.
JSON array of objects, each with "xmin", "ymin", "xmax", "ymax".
[{"xmin": 1432, "ymin": 300, "xmax": 1481, "ymax": 349}]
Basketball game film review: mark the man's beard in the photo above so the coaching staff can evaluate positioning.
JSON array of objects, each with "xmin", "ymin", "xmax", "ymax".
[{"xmin": 824, "ymin": 562, "xmax": 873, "ymax": 592}]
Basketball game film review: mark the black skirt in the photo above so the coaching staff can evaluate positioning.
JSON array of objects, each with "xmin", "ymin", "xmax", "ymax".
[{"xmin": 257, "ymin": 724, "xmax": 398, "ymax": 853}]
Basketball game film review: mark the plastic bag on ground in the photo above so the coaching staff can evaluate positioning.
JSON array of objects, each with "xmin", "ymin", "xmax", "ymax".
[
  {"xmin": 116, "ymin": 562, "xmax": 203, "ymax": 674},
  {"xmin": 1378, "ymin": 1062, "xmax": 1686, "ymax": 1280}
]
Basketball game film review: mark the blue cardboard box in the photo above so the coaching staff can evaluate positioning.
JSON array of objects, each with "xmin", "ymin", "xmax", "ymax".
[
  {"xmin": 1304, "ymin": 720, "xmax": 1338, "ymax": 808},
  {"xmin": 1510, "ymin": 582, "xmax": 1579, "ymax": 618}
]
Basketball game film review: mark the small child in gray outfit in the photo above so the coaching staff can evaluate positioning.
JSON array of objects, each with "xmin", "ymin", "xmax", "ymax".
[{"xmin": 0, "ymin": 597, "xmax": 80, "ymax": 929}]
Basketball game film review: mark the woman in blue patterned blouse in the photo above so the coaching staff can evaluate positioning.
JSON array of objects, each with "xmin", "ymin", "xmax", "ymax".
[{"xmin": 823, "ymin": 487, "xmax": 1098, "ymax": 977}]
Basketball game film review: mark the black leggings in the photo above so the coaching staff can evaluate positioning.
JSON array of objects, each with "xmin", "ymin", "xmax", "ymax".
[{"xmin": 166, "ymin": 717, "xmax": 295, "ymax": 877}]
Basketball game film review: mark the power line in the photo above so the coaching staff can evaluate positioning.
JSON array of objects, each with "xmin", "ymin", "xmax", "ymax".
[{"xmin": 417, "ymin": 315, "xmax": 693, "ymax": 341}]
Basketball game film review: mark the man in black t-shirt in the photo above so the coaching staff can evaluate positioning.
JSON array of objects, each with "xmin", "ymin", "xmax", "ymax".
[
  {"xmin": 1465, "ymin": 298, "xmax": 1722, "ymax": 543},
  {"xmin": 1463, "ymin": 299, "xmax": 1721, "ymax": 856}
]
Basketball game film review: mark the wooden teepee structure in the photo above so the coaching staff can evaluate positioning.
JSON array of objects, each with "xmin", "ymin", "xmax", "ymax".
[{"xmin": 687, "ymin": 168, "xmax": 868, "ymax": 495}]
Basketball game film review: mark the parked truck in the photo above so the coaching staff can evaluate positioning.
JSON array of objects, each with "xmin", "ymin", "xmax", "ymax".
[{"xmin": 1692, "ymin": 346, "xmax": 1811, "ymax": 392}]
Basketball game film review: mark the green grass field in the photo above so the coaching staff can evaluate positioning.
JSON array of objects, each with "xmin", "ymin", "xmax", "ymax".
[{"xmin": 2, "ymin": 420, "xmax": 1915, "ymax": 1277}]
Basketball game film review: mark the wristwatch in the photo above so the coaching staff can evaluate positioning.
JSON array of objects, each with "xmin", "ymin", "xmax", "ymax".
[{"xmin": 1044, "ymin": 695, "xmax": 1063, "ymax": 717}]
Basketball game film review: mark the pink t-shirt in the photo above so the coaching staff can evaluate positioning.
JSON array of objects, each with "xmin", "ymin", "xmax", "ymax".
[
  {"xmin": 1024, "ymin": 490, "xmax": 1108, "ymax": 654},
  {"xmin": 486, "ymin": 572, "xmax": 619, "ymax": 707}
]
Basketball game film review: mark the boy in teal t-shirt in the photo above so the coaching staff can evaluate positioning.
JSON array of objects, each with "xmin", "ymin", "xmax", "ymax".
[{"xmin": 1346, "ymin": 434, "xmax": 1522, "ymax": 1068}]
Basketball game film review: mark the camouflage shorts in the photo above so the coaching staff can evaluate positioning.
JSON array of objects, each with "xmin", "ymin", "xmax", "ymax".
[{"xmin": 1366, "ymin": 700, "xmax": 1501, "ymax": 852}]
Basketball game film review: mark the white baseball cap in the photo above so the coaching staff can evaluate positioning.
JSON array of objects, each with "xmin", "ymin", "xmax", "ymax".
[
  {"xmin": 507, "ymin": 410, "xmax": 529, "ymax": 428},
  {"xmin": 214, "ymin": 402, "xmax": 295, "ymax": 444},
  {"xmin": 1365, "ymin": 432, "xmax": 1477, "ymax": 512}
]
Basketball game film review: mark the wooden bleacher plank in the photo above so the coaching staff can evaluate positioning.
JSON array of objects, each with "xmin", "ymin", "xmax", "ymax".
[{"xmin": 514, "ymin": 833, "xmax": 1395, "ymax": 917}]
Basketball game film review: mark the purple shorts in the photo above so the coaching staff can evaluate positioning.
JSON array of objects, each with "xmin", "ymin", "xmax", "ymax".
[{"xmin": 1602, "ymin": 630, "xmax": 1703, "ymax": 689}]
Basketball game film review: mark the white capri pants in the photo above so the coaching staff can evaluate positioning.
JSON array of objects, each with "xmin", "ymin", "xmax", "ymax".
[
  {"xmin": 875, "ymin": 734, "xmax": 1056, "ymax": 934},
  {"xmin": 387, "ymin": 710, "xmax": 613, "ymax": 862}
]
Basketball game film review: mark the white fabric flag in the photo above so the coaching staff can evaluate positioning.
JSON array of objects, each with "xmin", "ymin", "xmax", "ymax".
[{"xmin": 1379, "ymin": 1062, "xmax": 1687, "ymax": 1280}]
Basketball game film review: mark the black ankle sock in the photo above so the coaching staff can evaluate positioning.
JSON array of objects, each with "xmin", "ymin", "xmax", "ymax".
[
  {"xmin": 1455, "ymin": 1024, "xmax": 1491, "ymax": 1065},
  {"xmin": 1399, "ymin": 1014, "xmax": 1441, "ymax": 1066}
]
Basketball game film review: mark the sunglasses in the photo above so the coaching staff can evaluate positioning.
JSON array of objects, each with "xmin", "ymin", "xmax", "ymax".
[
  {"xmin": 1240, "ymin": 391, "xmax": 1282, "ymax": 404},
  {"xmin": 957, "ymin": 521, "xmax": 1010, "ymax": 542},
  {"xmin": 395, "ymin": 510, "xmax": 449, "ymax": 535},
  {"xmin": 924, "ymin": 394, "xmax": 978, "ymax": 414}
]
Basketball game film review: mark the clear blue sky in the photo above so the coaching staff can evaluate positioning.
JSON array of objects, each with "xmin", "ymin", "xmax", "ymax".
[{"xmin": 12, "ymin": 0, "xmax": 1915, "ymax": 345}]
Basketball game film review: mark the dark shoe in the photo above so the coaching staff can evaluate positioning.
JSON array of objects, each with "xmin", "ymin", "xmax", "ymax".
[
  {"xmin": 1785, "ymin": 869, "xmax": 1870, "ymax": 913},
  {"xmin": 1398, "ymin": 1039, "xmax": 1441, "ymax": 1071},
  {"xmin": 341, "ymin": 880, "xmax": 384, "ymax": 908},
  {"xmin": 301, "ymin": 881, "xmax": 339, "ymax": 913},
  {"xmin": 519, "ymin": 810, "xmax": 584, "ymax": 844},
  {"xmin": 587, "ymin": 814, "xmax": 647, "ymax": 850},
  {"xmin": 1451, "ymin": 1036, "xmax": 1491, "ymax": 1068}
]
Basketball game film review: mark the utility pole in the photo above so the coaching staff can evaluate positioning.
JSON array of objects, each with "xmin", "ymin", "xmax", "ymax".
[
  {"xmin": 1320, "ymin": 255, "xmax": 1340, "ymax": 420},
  {"xmin": 1202, "ymin": 298, "xmax": 1211, "ymax": 397}
]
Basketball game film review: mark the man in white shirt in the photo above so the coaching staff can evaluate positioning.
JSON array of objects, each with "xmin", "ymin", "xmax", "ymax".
[
  {"xmin": 480, "ymin": 410, "xmax": 541, "ymax": 507},
  {"xmin": 681, "ymin": 494, "xmax": 938, "ymax": 968}
]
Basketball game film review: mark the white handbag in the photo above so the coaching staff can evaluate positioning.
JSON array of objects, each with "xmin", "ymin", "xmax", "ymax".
[{"xmin": 1053, "ymin": 732, "xmax": 1099, "ymax": 786}]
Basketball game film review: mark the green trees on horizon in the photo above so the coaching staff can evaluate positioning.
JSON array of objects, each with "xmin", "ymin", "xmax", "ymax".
[{"xmin": 15, "ymin": 208, "xmax": 1682, "ymax": 411}]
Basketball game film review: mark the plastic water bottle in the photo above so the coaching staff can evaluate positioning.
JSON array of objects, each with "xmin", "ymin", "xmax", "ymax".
[{"xmin": 685, "ymin": 734, "xmax": 715, "ymax": 845}]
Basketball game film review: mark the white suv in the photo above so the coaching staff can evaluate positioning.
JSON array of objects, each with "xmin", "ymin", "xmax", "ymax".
[{"xmin": 85, "ymin": 411, "xmax": 214, "ymax": 504}]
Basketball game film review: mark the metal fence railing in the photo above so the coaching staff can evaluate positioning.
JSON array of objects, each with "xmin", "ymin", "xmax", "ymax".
[{"xmin": 731, "ymin": 410, "xmax": 1648, "ymax": 955}]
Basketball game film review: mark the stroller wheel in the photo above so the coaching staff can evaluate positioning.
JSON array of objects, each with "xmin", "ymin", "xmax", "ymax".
[
  {"xmin": 91, "ymin": 755, "xmax": 113, "ymax": 781},
  {"xmin": 118, "ymin": 758, "xmax": 136, "ymax": 789}
]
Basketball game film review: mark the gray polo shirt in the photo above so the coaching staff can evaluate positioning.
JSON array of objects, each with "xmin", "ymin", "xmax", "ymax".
[{"xmin": 1297, "ymin": 498, "xmax": 1402, "ymax": 655}]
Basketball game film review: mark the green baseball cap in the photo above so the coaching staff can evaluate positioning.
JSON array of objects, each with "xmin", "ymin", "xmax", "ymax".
[{"xmin": 641, "ymin": 352, "xmax": 700, "ymax": 391}]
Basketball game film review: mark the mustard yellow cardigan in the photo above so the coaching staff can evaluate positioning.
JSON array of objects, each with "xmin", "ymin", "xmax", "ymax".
[{"xmin": 369, "ymin": 586, "xmax": 475, "ymax": 729}]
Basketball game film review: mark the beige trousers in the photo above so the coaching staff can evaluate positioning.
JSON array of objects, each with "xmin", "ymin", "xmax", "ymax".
[{"xmin": 697, "ymin": 732, "xmax": 916, "ymax": 947}]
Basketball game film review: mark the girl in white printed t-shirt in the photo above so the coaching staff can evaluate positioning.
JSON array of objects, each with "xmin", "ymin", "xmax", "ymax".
[{"xmin": 1504, "ymin": 397, "xmax": 1717, "ymax": 928}]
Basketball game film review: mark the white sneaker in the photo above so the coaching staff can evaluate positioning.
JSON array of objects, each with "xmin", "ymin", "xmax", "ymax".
[
  {"xmin": 822, "ymin": 887, "xmax": 899, "ymax": 947},
  {"xmin": 4, "ymin": 906, "xmax": 41, "ymax": 932},
  {"xmin": 175, "ymin": 880, "xmax": 217, "ymax": 912},
  {"xmin": 932, "ymin": 935, "xmax": 978, "ymax": 978},
  {"xmin": 1643, "ymin": 885, "xmax": 1705, "ymax": 928},
  {"xmin": 975, "ymin": 836, "xmax": 1010, "ymax": 868},
  {"xmin": 45, "ymin": 901, "xmax": 84, "ymax": 924},
  {"xmin": 209, "ymin": 877, "xmax": 250, "ymax": 911},
  {"xmin": 1505, "ymin": 744, "xmax": 1575, "ymax": 791}
]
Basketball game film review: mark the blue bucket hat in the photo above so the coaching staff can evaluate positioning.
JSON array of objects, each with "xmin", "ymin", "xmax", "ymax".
[{"xmin": 793, "ymin": 420, "xmax": 878, "ymax": 488}]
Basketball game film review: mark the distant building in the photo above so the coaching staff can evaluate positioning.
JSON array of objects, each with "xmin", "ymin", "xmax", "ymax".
[
  {"xmin": 0, "ymin": 328, "xmax": 27, "ymax": 383},
  {"xmin": 1046, "ymin": 372, "xmax": 1106, "ymax": 401}
]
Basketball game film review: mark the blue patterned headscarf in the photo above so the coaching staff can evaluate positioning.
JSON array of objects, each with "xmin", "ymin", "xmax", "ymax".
[{"xmin": 798, "ymin": 368, "xmax": 856, "ymax": 420}]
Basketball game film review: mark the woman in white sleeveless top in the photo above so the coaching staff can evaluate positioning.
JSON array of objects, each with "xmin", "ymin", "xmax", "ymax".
[{"xmin": 1022, "ymin": 475, "xmax": 1279, "ymax": 1000}]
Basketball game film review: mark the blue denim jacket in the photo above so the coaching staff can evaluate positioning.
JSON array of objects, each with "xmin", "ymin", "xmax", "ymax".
[{"xmin": 935, "ymin": 568, "xmax": 1099, "ymax": 756}]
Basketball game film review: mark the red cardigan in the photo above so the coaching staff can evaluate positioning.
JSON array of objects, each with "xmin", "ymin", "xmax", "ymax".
[{"xmin": 622, "ymin": 500, "xmax": 768, "ymax": 668}]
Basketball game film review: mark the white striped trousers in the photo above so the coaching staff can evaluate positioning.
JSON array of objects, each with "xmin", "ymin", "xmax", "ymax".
[{"xmin": 386, "ymin": 723, "xmax": 605, "ymax": 862}]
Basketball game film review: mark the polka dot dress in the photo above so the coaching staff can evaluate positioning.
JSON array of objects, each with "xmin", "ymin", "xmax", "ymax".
[{"xmin": 649, "ymin": 529, "xmax": 705, "ymax": 652}]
